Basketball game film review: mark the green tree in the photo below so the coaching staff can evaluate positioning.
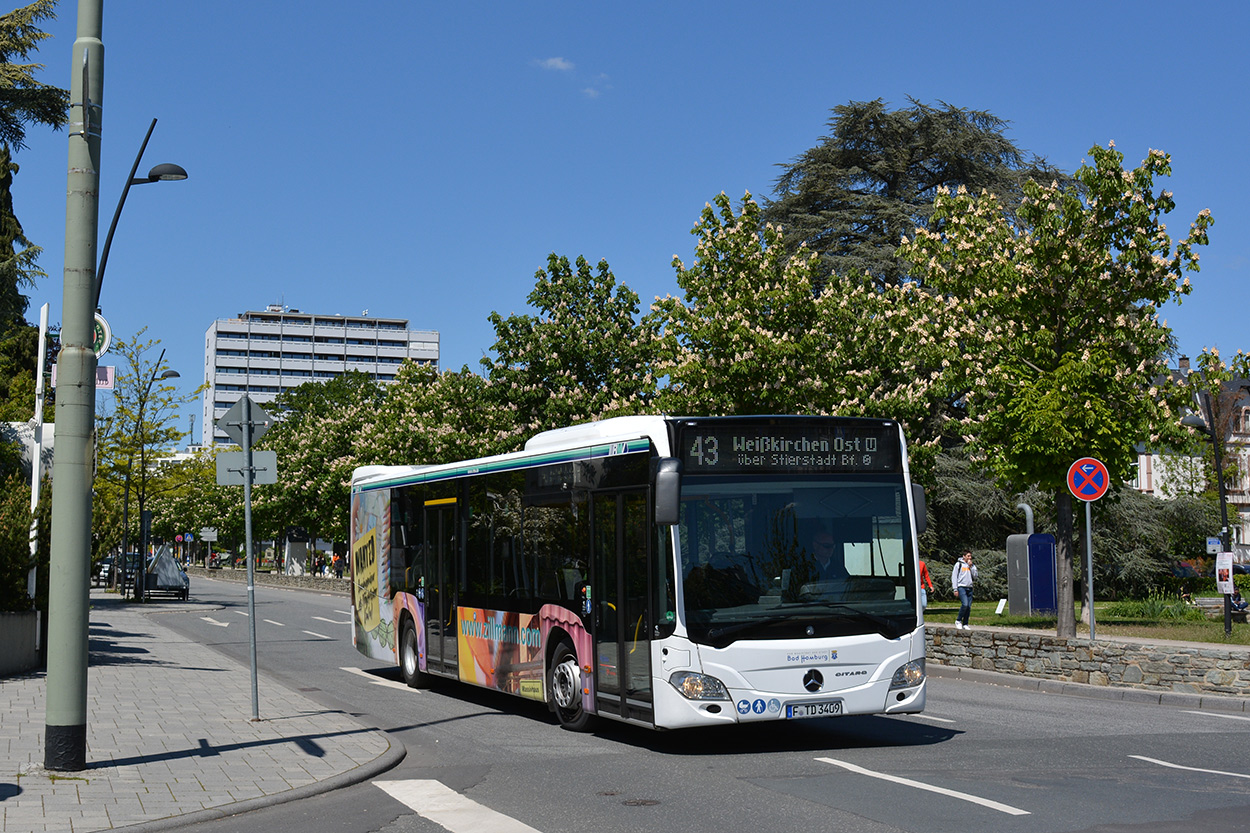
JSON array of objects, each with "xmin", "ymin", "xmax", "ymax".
[
  {"xmin": 653, "ymin": 192, "xmax": 976, "ymax": 477},
  {"xmin": 95, "ymin": 334, "xmax": 190, "ymax": 560},
  {"xmin": 255, "ymin": 371, "xmax": 386, "ymax": 545},
  {"xmin": 764, "ymin": 98, "xmax": 1067, "ymax": 290},
  {"xmin": 0, "ymin": 0, "xmax": 67, "ymax": 151},
  {"xmin": 0, "ymin": 1, "xmax": 68, "ymax": 340},
  {"xmin": 482, "ymin": 253, "xmax": 658, "ymax": 449},
  {"xmin": 899, "ymin": 142, "xmax": 1212, "ymax": 636},
  {"xmin": 1176, "ymin": 349, "xmax": 1250, "ymax": 508}
]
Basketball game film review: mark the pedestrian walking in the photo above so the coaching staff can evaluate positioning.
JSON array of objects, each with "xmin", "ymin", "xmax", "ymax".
[
  {"xmin": 951, "ymin": 551, "xmax": 977, "ymax": 629},
  {"xmin": 918, "ymin": 559, "xmax": 933, "ymax": 609}
]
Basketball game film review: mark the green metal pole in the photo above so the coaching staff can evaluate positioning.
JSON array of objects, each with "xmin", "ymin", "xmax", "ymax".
[{"xmin": 44, "ymin": 0, "xmax": 103, "ymax": 772}]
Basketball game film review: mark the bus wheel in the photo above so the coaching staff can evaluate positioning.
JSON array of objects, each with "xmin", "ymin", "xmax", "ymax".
[
  {"xmin": 550, "ymin": 639, "xmax": 590, "ymax": 731},
  {"xmin": 400, "ymin": 618, "xmax": 425, "ymax": 689}
]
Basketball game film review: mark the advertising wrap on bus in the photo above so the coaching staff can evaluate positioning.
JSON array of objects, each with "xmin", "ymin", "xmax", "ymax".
[{"xmin": 349, "ymin": 415, "xmax": 928, "ymax": 732}]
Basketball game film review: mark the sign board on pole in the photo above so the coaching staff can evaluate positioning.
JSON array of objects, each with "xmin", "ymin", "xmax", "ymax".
[
  {"xmin": 92, "ymin": 313, "xmax": 112, "ymax": 359},
  {"xmin": 1067, "ymin": 457, "xmax": 1110, "ymax": 502},
  {"xmin": 215, "ymin": 396, "xmax": 273, "ymax": 447},
  {"xmin": 199, "ymin": 527, "xmax": 218, "ymax": 543},
  {"xmin": 216, "ymin": 450, "xmax": 278, "ymax": 486},
  {"xmin": 1215, "ymin": 552, "xmax": 1235, "ymax": 595},
  {"xmin": 1207, "ymin": 537, "xmax": 1222, "ymax": 555}
]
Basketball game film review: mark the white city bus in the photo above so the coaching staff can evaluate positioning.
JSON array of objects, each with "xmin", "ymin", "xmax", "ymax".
[{"xmin": 350, "ymin": 415, "xmax": 928, "ymax": 730}]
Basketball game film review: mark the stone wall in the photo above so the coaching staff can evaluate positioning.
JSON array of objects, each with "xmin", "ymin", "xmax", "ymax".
[
  {"xmin": 927, "ymin": 625, "xmax": 1250, "ymax": 698},
  {"xmin": 188, "ymin": 566, "xmax": 350, "ymax": 595}
]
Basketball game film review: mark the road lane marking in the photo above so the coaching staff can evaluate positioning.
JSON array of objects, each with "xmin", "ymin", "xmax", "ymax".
[
  {"xmin": 341, "ymin": 666, "xmax": 418, "ymax": 692},
  {"xmin": 1130, "ymin": 755, "xmax": 1250, "ymax": 779},
  {"xmin": 201, "ymin": 617, "xmax": 230, "ymax": 628},
  {"xmin": 334, "ymin": 609, "xmax": 352, "ymax": 616},
  {"xmin": 376, "ymin": 779, "xmax": 541, "ymax": 833},
  {"xmin": 815, "ymin": 757, "xmax": 1030, "ymax": 815},
  {"xmin": 234, "ymin": 610, "xmax": 249, "ymax": 617},
  {"xmin": 263, "ymin": 619, "xmax": 285, "ymax": 627},
  {"xmin": 303, "ymin": 630, "xmax": 331, "ymax": 640},
  {"xmin": 312, "ymin": 615, "xmax": 351, "ymax": 625},
  {"xmin": 1182, "ymin": 710, "xmax": 1250, "ymax": 722},
  {"xmin": 904, "ymin": 714, "xmax": 956, "ymax": 724}
]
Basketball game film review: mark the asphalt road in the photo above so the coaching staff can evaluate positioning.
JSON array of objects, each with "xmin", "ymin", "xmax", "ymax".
[{"xmin": 155, "ymin": 576, "xmax": 1250, "ymax": 833}]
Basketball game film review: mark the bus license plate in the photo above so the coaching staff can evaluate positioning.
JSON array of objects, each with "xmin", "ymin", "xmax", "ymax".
[{"xmin": 786, "ymin": 699, "xmax": 843, "ymax": 719}]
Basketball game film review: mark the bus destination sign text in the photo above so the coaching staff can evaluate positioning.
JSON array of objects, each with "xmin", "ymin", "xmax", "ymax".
[{"xmin": 678, "ymin": 422, "xmax": 899, "ymax": 474}]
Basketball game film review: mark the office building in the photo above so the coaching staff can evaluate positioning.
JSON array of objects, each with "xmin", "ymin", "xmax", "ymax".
[{"xmin": 202, "ymin": 305, "xmax": 439, "ymax": 444}]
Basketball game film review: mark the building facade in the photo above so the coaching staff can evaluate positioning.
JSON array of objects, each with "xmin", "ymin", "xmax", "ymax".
[
  {"xmin": 202, "ymin": 305, "xmax": 439, "ymax": 444},
  {"xmin": 1132, "ymin": 357, "xmax": 1250, "ymax": 562}
]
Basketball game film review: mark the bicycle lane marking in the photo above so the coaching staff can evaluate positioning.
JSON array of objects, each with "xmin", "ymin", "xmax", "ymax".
[{"xmin": 815, "ymin": 757, "xmax": 1030, "ymax": 816}]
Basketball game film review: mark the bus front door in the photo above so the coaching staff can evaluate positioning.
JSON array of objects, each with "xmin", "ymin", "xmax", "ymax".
[
  {"xmin": 592, "ymin": 490, "xmax": 653, "ymax": 724},
  {"xmin": 424, "ymin": 498, "xmax": 458, "ymax": 676}
]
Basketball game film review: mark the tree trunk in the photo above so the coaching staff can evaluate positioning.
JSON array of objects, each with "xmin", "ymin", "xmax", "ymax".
[{"xmin": 1055, "ymin": 488, "xmax": 1076, "ymax": 637}]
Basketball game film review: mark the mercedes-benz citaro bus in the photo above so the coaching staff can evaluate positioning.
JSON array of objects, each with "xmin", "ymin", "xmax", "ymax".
[{"xmin": 350, "ymin": 415, "xmax": 928, "ymax": 731}]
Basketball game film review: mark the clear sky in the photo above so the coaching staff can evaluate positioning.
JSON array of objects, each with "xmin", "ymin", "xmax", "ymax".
[{"xmin": 13, "ymin": 1, "xmax": 1249, "ymax": 444}]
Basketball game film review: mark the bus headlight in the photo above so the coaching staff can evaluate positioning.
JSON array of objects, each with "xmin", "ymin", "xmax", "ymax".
[
  {"xmin": 890, "ymin": 659, "xmax": 925, "ymax": 689},
  {"xmin": 669, "ymin": 671, "xmax": 730, "ymax": 701}
]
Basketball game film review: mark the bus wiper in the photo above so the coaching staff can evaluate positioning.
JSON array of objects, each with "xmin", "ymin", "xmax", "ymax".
[{"xmin": 705, "ymin": 616, "xmax": 791, "ymax": 648}]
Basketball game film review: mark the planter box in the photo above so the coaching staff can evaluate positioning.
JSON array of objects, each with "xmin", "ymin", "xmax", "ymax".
[{"xmin": 0, "ymin": 610, "xmax": 40, "ymax": 676}]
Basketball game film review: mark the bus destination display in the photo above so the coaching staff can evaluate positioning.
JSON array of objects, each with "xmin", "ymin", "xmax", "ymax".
[{"xmin": 678, "ymin": 422, "xmax": 900, "ymax": 474}]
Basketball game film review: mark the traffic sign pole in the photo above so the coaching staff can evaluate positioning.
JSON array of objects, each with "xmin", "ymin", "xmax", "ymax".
[{"xmin": 1067, "ymin": 458, "xmax": 1110, "ymax": 641}]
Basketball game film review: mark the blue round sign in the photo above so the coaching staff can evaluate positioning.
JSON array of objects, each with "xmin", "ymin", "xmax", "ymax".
[{"xmin": 1067, "ymin": 457, "xmax": 1110, "ymax": 502}]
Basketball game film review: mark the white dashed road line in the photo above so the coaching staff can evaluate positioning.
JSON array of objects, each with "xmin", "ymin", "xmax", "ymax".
[
  {"xmin": 815, "ymin": 757, "xmax": 1030, "ymax": 816},
  {"xmin": 376, "ymin": 780, "xmax": 541, "ymax": 833},
  {"xmin": 341, "ymin": 666, "xmax": 418, "ymax": 692},
  {"xmin": 1130, "ymin": 755, "xmax": 1250, "ymax": 779},
  {"xmin": 1181, "ymin": 710, "xmax": 1250, "ymax": 722}
]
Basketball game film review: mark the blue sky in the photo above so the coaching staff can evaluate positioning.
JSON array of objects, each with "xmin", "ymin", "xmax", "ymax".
[{"xmin": 13, "ymin": 2, "xmax": 1249, "ymax": 443}]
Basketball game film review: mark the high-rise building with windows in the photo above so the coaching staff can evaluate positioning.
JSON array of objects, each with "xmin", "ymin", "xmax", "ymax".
[{"xmin": 202, "ymin": 305, "xmax": 439, "ymax": 444}]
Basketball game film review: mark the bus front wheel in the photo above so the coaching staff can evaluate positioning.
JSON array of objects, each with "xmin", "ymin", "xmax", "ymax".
[
  {"xmin": 400, "ymin": 618, "xmax": 426, "ymax": 689},
  {"xmin": 549, "ymin": 639, "xmax": 590, "ymax": 731}
]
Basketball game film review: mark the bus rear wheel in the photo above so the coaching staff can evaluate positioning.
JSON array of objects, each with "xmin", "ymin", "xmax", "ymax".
[
  {"xmin": 550, "ymin": 639, "xmax": 590, "ymax": 731},
  {"xmin": 400, "ymin": 618, "xmax": 426, "ymax": 689}
]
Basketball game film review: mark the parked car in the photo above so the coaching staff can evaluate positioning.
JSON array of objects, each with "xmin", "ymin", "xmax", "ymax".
[{"xmin": 93, "ymin": 556, "xmax": 115, "ymax": 586}]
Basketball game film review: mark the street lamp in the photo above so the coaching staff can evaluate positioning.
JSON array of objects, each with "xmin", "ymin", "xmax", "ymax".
[
  {"xmin": 1181, "ymin": 392, "xmax": 1233, "ymax": 635},
  {"xmin": 93, "ymin": 118, "xmax": 188, "ymax": 309},
  {"xmin": 122, "ymin": 351, "xmax": 179, "ymax": 603}
]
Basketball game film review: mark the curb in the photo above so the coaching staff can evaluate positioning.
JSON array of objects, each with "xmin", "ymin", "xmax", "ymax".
[
  {"xmin": 109, "ymin": 734, "xmax": 406, "ymax": 833},
  {"xmin": 928, "ymin": 661, "xmax": 1250, "ymax": 713}
]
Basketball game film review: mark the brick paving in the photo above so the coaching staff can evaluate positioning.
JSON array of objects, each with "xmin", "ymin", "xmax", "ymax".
[{"xmin": 0, "ymin": 590, "xmax": 401, "ymax": 832}]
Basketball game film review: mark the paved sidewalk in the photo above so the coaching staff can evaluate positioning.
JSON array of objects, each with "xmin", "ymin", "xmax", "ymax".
[{"xmin": 1, "ymin": 590, "xmax": 403, "ymax": 832}]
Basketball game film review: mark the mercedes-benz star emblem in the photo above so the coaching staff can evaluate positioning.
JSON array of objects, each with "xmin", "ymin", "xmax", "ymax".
[{"xmin": 803, "ymin": 669, "xmax": 824, "ymax": 692}]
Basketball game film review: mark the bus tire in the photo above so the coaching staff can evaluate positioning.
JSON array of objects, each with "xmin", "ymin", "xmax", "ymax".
[
  {"xmin": 399, "ymin": 617, "xmax": 426, "ymax": 689},
  {"xmin": 549, "ymin": 638, "xmax": 590, "ymax": 732}
]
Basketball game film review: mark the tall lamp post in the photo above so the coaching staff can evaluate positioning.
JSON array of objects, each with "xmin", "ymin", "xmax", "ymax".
[
  {"xmin": 121, "ymin": 349, "xmax": 179, "ymax": 601},
  {"xmin": 1182, "ymin": 391, "xmax": 1233, "ymax": 635},
  {"xmin": 44, "ymin": 1, "xmax": 187, "ymax": 769}
]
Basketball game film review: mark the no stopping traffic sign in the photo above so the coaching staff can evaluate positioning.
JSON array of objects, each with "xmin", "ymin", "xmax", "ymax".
[{"xmin": 1067, "ymin": 457, "xmax": 1110, "ymax": 502}]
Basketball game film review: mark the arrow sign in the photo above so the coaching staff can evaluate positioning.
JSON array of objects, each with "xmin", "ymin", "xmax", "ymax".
[
  {"xmin": 201, "ymin": 617, "xmax": 230, "ymax": 628},
  {"xmin": 1067, "ymin": 457, "xmax": 1110, "ymax": 502}
]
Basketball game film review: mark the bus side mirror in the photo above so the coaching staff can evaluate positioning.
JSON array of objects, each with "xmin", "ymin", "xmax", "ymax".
[
  {"xmin": 654, "ymin": 457, "xmax": 682, "ymax": 525},
  {"xmin": 911, "ymin": 482, "xmax": 927, "ymax": 536}
]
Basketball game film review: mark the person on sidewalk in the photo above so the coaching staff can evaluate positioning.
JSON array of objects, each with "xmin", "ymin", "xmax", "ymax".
[
  {"xmin": 919, "ymin": 559, "xmax": 933, "ymax": 609},
  {"xmin": 951, "ymin": 551, "xmax": 977, "ymax": 630}
]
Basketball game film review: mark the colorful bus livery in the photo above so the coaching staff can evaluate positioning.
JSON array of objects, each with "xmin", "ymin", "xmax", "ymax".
[{"xmin": 350, "ymin": 415, "xmax": 929, "ymax": 731}]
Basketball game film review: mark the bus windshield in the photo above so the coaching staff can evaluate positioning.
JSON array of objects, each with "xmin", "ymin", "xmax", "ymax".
[{"xmin": 678, "ymin": 475, "xmax": 917, "ymax": 646}]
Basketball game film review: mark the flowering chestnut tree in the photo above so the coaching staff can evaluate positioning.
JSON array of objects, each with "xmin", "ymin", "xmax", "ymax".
[
  {"xmin": 900, "ymin": 143, "xmax": 1213, "ymax": 636},
  {"xmin": 653, "ymin": 192, "xmax": 978, "ymax": 475}
]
